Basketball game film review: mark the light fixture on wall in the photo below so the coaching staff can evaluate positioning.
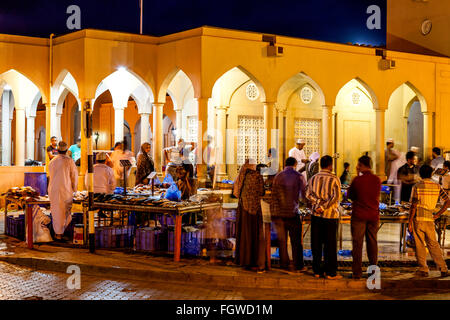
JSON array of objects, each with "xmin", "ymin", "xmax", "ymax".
[{"xmin": 93, "ymin": 132, "xmax": 99, "ymax": 149}]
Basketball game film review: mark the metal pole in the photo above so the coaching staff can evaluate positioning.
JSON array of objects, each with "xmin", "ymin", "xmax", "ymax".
[{"xmin": 84, "ymin": 100, "xmax": 95, "ymax": 253}]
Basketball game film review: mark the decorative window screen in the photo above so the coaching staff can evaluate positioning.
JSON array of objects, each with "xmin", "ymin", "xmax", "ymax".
[
  {"xmin": 186, "ymin": 116, "xmax": 198, "ymax": 142},
  {"xmin": 246, "ymin": 83, "xmax": 259, "ymax": 101},
  {"xmin": 294, "ymin": 118, "xmax": 321, "ymax": 157},
  {"xmin": 186, "ymin": 116, "xmax": 198, "ymax": 163},
  {"xmin": 352, "ymin": 91, "xmax": 361, "ymax": 105},
  {"xmin": 237, "ymin": 115, "xmax": 265, "ymax": 168}
]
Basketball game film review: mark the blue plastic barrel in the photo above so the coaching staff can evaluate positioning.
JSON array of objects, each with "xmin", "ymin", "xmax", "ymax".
[{"xmin": 24, "ymin": 172, "xmax": 48, "ymax": 196}]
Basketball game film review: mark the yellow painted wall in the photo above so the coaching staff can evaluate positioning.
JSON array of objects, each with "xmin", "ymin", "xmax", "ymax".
[
  {"xmin": 387, "ymin": 0, "xmax": 450, "ymax": 57},
  {"xmin": 0, "ymin": 26, "xmax": 449, "ymax": 179}
]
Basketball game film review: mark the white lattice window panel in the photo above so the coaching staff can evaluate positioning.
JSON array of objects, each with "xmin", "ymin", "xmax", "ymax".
[
  {"xmin": 237, "ymin": 116, "xmax": 265, "ymax": 169},
  {"xmin": 246, "ymin": 83, "xmax": 259, "ymax": 101},
  {"xmin": 294, "ymin": 118, "xmax": 321, "ymax": 157},
  {"xmin": 352, "ymin": 91, "xmax": 361, "ymax": 105},
  {"xmin": 186, "ymin": 116, "xmax": 198, "ymax": 163}
]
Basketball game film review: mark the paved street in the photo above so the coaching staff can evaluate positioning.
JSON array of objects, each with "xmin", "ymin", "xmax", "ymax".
[{"xmin": 0, "ymin": 261, "xmax": 449, "ymax": 300}]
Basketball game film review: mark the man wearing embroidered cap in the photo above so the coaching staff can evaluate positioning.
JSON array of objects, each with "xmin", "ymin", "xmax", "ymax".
[
  {"xmin": 48, "ymin": 141, "xmax": 78, "ymax": 242},
  {"xmin": 288, "ymin": 139, "xmax": 308, "ymax": 173},
  {"xmin": 85, "ymin": 152, "xmax": 116, "ymax": 194}
]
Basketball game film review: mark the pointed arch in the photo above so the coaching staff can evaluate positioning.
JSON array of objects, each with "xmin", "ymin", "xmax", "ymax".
[
  {"xmin": 0, "ymin": 69, "xmax": 43, "ymax": 112},
  {"xmin": 93, "ymin": 68, "xmax": 154, "ymax": 113},
  {"xmin": 157, "ymin": 68, "xmax": 195, "ymax": 105},
  {"xmin": 335, "ymin": 77, "xmax": 379, "ymax": 109},
  {"xmin": 277, "ymin": 71, "xmax": 326, "ymax": 108},
  {"xmin": 210, "ymin": 66, "xmax": 266, "ymax": 106}
]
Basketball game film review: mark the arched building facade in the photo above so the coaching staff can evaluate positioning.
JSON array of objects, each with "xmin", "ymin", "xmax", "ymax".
[{"xmin": 0, "ymin": 27, "xmax": 449, "ymax": 190}]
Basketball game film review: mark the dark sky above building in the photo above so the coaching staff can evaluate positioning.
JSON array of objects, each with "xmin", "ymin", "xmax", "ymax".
[{"xmin": 0, "ymin": 0, "xmax": 386, "ymax": 46}]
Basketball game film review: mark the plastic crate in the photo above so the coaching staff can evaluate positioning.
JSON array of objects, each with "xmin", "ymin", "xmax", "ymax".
[
  {"xmin": 5, "ymin": 214, "xmax": 25, "ymax": 240},
  {"xmin": 95, "ymin": 226, "xmax": 134, "ymax": 249}
]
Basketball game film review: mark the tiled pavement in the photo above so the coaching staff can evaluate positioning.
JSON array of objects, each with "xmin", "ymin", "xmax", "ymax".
[
  {"xmin": 0, "ymin": 211, "xmax": 449, "ymax": 300},
  {"xmin": 0, "ymin": 261, "xmax": 449, "ymax": 300}
]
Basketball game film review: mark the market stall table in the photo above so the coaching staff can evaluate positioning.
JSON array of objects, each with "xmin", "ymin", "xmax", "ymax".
[
  {"xmin": 89, "ymin": 201, "xmax": 222, "ymax": 262},
  {"xmin": 4, "ymin": 197, "xmax": 85, "ymax": 250}
]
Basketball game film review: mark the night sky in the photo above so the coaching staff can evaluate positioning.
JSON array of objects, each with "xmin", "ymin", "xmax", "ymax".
[{"xmin": 0, "ymin": 0, "xmax": 386, "ymax": 46}]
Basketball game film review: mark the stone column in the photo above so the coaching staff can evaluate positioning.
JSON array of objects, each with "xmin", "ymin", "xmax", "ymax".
[
  {"xmin": 277, "ymin": 107, "xmax": 286, "ymax": 170},
  {"xmin": 423, "ymin": 111, "xmax": 434, "ymax": 160},
  {"xmin": 215, "ymin": 105, "xmax": 228, "ymax": 180},
  {"xmin": 375, "ymin": 109, "xmax": 386, "ymax": 179},
  {"xmin": 114, "ymin": 105, "xmax": 125, "ymax": 144},
  {"xmin": 152, "ymin": 103, "xmax": 164, "ymax": 175},
  {"xmin": 26, "ymin": 115, "xmax": 35, "ymax": 160},
  {"xmin": 322, "ymin": 105, "xmax": 333, "ymax": 156},
  {"xmin": 56, "ymin": 112, "xmax": 62, "ymax": 141},
  {"xmin": 50, "ymin": 103, "xmax": 57, "ymax": 138},
  {"xmin": 15, "ymin": 107, "xmax": 26, "ymax": 166},
  {"xmin": 140, "ymin": 112, "xmax": 151, "ymax": 144},
  {"xmin": 264, "ymin": 102, "xmax": 275, "ymax": 152},
  {"xmin": 175, "ymin": 109, "xmax": 183, "ymax": 141},
  {"xmin": 2, "ymin": 91, "xmax": 11, "ymax": 166},
  {"xmin": 196, "ymin": 97, "xmax": 209, "ymax": 186}
]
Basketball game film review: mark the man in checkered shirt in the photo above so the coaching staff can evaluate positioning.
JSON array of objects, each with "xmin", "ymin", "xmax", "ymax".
[{"xmin": 408, "ymin": 164, "xmax": 450, "ymax": 278}]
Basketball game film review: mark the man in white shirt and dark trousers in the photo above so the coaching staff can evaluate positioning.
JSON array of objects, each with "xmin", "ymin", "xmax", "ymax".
[
  {"xmin": 306, "ymin": 155, "xmax": 342, "ymax": 280},
  {"xmin": 288, "ymin": 139, "xmax": 308, "ymax": 177},
  {"xmin": 86, "ymin": 152, "xmax": 116, "ymax": 194}
]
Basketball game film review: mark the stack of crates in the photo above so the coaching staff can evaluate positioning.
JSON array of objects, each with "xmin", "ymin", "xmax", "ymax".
[
  {"xmin": 135, "ymin": 227, "xmax": 161, "ymax": 251},
  {"xmin": 95, "ymin": 226, "xmax": 134, "ymax": 248},
  {"xmin": 5, "ymin": 213, "xmax": 25, "ymax": 240},
  {"xmin": 167, "ymin": 226, "xmax": 204, "ymax": 255}
]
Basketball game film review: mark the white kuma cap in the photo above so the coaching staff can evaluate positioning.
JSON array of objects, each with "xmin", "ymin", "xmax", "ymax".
[{"xmin": 296, "ymin": 139, "xmax": 305, "ymax": 144}]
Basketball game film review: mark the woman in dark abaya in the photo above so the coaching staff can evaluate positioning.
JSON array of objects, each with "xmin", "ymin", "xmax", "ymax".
[{"xmin": 233, "ymin": 159, "xmax": 267, "ymax": 273}]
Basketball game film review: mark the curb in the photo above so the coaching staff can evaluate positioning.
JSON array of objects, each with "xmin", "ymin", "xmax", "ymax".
[
  {"xmin": 1, "ymin": 256, "xmax": 449, "ymax": 292},
  {"xmin": 0, "ymin": 256, "xmax": 369, "ymax": 292}
]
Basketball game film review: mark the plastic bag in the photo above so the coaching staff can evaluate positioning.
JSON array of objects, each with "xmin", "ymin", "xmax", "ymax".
[
  {"xmin": 271, "ymin": 247, "xmax": 280, "ymax": 258},
  {"xmin": 114, "ymin": 187, "xmax": 124, "ymax": 194},
  {"xmin": 406, "ymin": 231, "xmax": 415, "ymax": 248},
  {"xmin": 338, "ymin": 250, "xmax": 352, "ymax": 256},
  {"xmin": 303, "ymin": 249, "xmax": 312, "ymax": 257},
  {"xmin": 163, "ymin": 173, "xmax": 175, "ymax": 185},
  {"xmin": 31, "ymin": 205, "xmax": 52, "ymax": 243},
  {"xmin": 183, "ymin": 238, "xmax": 201, "ymax": 256},
  {"xmin": 164, "ymin": 184, "xmax": 181, "ymax": 202}
]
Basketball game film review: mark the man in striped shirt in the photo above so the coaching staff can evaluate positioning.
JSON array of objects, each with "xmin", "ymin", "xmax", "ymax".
[
  {"xmin": 408, "ymin": 164, "xmax": 450, "ymax": 277},
  {"xmin": 306, "ymin": 155, "xmax": 342, "ymax": 279}
]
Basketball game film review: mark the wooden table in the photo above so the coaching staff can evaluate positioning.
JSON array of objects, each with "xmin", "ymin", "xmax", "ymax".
[
  {"xmin": 4, "ymin": 197, "xmax": 51, "ymax": 249},
  {"xmin": 4, "ymin": 197, "xmax": 86, "ymax": 250}
]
